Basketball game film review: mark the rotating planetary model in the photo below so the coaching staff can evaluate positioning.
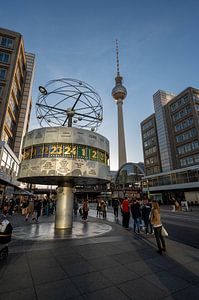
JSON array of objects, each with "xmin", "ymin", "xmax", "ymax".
[{"xmin": 18, "ymin": 78, "xmax": 110, "ymax": 229}]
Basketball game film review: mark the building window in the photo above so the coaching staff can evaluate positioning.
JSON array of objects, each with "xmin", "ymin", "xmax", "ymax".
[
  {"xmin": 2, "ymin": 132, "xmax": 8, "ymax": 143},
  {"xmin": 143, "ymin": 128, "xmax": 155, "ymax": 140},
  {"xmin": 174, "ymin": 117, "xmax": 194, "ymax": 132},
  {"xmin": 177, "ymin": 140, "xmax": 199, "ymax": 155},
  {"xmin": 9, "ymin": 96, "xmax": 18, "ymax": 116},
  {"xmin": 5, "ymin": 112, "xmax": 12, "ymax": 128},
  {"xmin": 172, "ymin": 105, "xmax": 192, "ymax": 122},
  {"xmin": 145, "ymin": 146, "xmax": 157, "ymax": 156},
  {"xmin": 176, "ymin": 128, "xmax": 197, "ymax": 143},
  {"xmin": 144, "ymin": 137, "xmax": 155, "ymax": 148},
  {"xmin": 170, "ymin": 95, "xmax": 189, "ymax": 112},
  {"xmin": 0, "ymin": 36, "xmax": 13, "ymax": 48},
  {"xmin": 16, "ymin": 89, "xmax": 21, "ymax": 101},
  {"xmin": 180, "ymin": 156, "xmax": 194, "ymax": 167},
  {"xmin": 0, "ymin": 68, "xmax": 7, "ymax": 79},
  {"xmin": 192, "ymin": 93, "xmax": 199, "ymax": 102},
  {"xmin": 2, "ymin": 150, "xmax": 7, "ymax": 163},
  {"xmin": 12, "ymin": 80, "xmax": 18, "ymax": 97},
  {"xmin": 145, "ymin": 156, "xmax": 157, "ymax": 165},
  {"xmin": 0, "ymin": 85, "xmax": 3, "ymax": 97},
  {"xmin": 142, "ymin": 119, "xmax": 153, "ymax": 131},
  {"xmin": 194, "ymin": 104, "xmax": 199, "ymax": 111},
  {"xmin": 194, "ymin": 154, "xmax": 199, "ymax": 163},
  {"xmin": 10, "ymin": 120, "xmax": 16, "ymax": 134},
  {"xmin": 0, "ymin": 52, "xmax": 10, "ymax": 63}
]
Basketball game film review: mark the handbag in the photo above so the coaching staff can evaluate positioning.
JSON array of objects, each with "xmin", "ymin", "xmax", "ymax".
[{"xmin": 161, "ymin": 226, "xmax": 168, "ymax": 237}]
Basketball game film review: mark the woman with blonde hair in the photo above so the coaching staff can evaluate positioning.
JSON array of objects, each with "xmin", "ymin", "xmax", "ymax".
[
  {"xmin": 25, "ymin": 198, "xmax": 34, "ymax": 222},
  {"xmin": 150, "ymin": 201, "xmax": 166, "ymax": 254}
]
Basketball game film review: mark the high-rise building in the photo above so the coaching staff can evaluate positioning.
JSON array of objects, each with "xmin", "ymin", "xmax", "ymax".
[
  {"xmin": 0, "ymin": 27, "xmax": 35, "ymax": 201},
  {"xmin": 141, "ymin": 87, "xmax": 199, "ymax": 204},
  {"xmin": 112, "ymin": 40, "xmax": 127, "ymax": 169}
]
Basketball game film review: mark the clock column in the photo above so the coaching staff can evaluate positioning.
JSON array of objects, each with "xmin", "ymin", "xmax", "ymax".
[{"xmin": 55, "ymin": 184, "xmax": 74, "ymax": 229}]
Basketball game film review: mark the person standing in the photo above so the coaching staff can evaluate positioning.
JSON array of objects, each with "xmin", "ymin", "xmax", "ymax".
[
  {"xmin": 96, "ymin": 199, "xmax": 101, "ymax": 217},
  {"xmin": 141, "ymin": 199, "xmax": 153, "ymax": 234},
  {"xmin": 25, "ymin": 198, "xmax": 34, "ymax": 222},
  {"xmin": 150, "ymin": 200, "xmax": 166, "ymax": 255},
  {"xmin": 101, "ymin": 200, "xmax": 107, "ymax": 219},
  {"xmin": 121, "ymin": 197, "xmax": 130, "ymax": 228},
  {"xmin": 171, "ymin": 197, "xmax": 176, "ymax": 212},
  {"xmin": 131, "ymin": 199, "xmax": 141, "ymax": 233},
  {"xmin": 112, "ymin": 198, "xmax": 120, "ymax": 219}
]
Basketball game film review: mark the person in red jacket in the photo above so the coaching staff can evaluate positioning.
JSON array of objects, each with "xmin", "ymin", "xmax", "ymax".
[
  {"xmin": 82, "ymin": 199, "xmax": 89, "ymax": 221},
  {"xmin": 121, "ymin": 197, "xmax": 130, "ymax": 228}
]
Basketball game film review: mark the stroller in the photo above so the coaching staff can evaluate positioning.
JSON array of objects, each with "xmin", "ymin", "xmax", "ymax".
[{"xmin": 0, "ymin": 217, "xmax": 13, "ymax": 260}]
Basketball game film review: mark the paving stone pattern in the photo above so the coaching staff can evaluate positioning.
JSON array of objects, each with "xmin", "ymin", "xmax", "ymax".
[{"xmin": 0, "ymin": 213, "xmax": 198, "ymax": 300}]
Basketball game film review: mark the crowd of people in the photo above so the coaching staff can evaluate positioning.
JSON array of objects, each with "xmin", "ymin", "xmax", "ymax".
[
  {"xmin": 74, "ymin": 196, "xmax": 166, "ymax": 255},
  {"xmin": 1, "ymin": 195, "xmax": 167, "ymax": 255},
  {"xmin": 23, "ymin": 197, "xmax": 56, "ymax": 222},
  {"xmin": 119, "ymin": 197, "xmax": 166, "ymax": 255},
  {"xmin": 1, "ymin": 196, "xmax": 56, "ymax": 223}
]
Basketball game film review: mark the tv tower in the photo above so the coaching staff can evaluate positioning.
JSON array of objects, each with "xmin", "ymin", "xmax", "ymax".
[{"xmin": 112, "ymin": 40, "xmax": 127, "ymax": 169}]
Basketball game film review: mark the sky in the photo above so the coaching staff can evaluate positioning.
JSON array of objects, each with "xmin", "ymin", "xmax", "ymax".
[{"xmin": 1, "ymin": 0, "xmax": 199, "ymax": 170}]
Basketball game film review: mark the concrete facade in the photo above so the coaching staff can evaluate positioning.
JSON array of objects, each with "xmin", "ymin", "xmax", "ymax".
[
  {"xmin": 0, "ymin": 27, "xmax": 35, "ymax": 200},
  {"xmin": 0, "ymin": 27, "xmax": 35, "ymax": 160},
  {"xmin": 141, "ymin": 87, "xmax": 199, "ymax": 202}
]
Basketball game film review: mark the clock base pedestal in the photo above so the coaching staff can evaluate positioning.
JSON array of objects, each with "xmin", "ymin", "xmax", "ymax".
[{"xmin": 55, "ymin": 185, "xmax": 74, "ymax": 229}]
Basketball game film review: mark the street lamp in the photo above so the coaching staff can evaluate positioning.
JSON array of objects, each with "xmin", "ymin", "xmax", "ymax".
[{"xmin": 38, "ymin": 86, "xmax": 48, "ymax": 95}]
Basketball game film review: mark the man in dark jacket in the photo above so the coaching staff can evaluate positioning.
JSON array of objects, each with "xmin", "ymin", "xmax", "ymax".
[
  {"xmin": 112, "ymin": 198, "xmax": 120, "ymax": 219},
  {"xmin": 131, "ymin": 199, "xmax": 141, "ymax": 233},
  {"xmin": 141, "ymin": 199, "xmax": 153, "ymax": 234}
]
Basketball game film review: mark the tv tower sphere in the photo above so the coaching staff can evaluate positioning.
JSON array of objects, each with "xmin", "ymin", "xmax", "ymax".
[{"xmin": 112, "ymin": 77, "xmax": 127, "ymax": 101}]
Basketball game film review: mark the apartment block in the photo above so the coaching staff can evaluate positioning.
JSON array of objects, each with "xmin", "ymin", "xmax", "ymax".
[
  {"xmin": 141, "ymin": 87, "xmax": 199, "ymax": 204},
  {"xmin": 0, "ymin": 27, "xmax": 35, "ymax": 201}
]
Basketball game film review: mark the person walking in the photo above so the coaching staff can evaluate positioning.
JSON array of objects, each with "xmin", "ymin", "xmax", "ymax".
[
  {"xmin": 21, "ymin": 200, "xmax": 28, "ymax": 216},
  {"xmin": 131, "ymin": 199, "xmax": 141, "ymax": 233},
  {"xmin": 121, "ymin": 197, "xmax": 130, "ymax": 228},
  {"xmin": 150, "ymin": 200, "xmax": 166, "ymax": 255},
  {"xmin": 82, "ymin": 199, "xmax": 89, "ymax": 221},
  {"xmin": 73, "ymin": 200, "xmax": 79, "ymax": 216},
  {"xmin": 25, "ymin": 198, "xmax": 34, "ymax": 222},
  {"xmin": 35, "ymin": 199, "xmax": 42, "ymax": 223}
]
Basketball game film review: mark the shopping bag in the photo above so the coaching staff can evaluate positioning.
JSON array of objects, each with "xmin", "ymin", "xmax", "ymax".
[{"xmin": 161, "ymin": 226, "xmax": 168, "ymax": 237}]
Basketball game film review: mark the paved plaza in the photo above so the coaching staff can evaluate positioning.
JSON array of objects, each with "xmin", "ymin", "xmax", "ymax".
[{"xmin": 0, "ymin": 210, "xmax": 198, "ymax": 300}]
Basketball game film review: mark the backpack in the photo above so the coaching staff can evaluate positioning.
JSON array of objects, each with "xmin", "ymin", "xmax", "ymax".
[
  {"xmin": 0, "ymin": 219, "xmax": 13, "ymax": 234},
  {"xmin": 4, "ymin": 222, "xmax": 13, "ymax": 234}
]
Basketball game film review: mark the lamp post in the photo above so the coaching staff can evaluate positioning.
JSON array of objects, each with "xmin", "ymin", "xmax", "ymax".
[
  {"xmin": 121, "ymin": 170, "xmax": 127, "ymax": 198},
  {"xmin": 147, "ymin": 179, "xmax": 150, "ymax": 200}
]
